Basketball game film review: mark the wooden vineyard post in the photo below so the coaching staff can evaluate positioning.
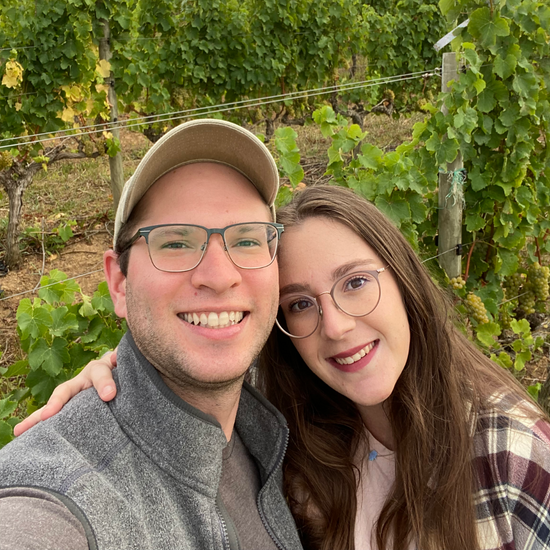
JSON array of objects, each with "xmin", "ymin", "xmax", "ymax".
[
  {"xmin": 99, "ymin": 18, "xmax": 124, "ymax": 210},
  {"xmin": 438, "ymin": 52, "xmax": 463, "ymax": 279}
]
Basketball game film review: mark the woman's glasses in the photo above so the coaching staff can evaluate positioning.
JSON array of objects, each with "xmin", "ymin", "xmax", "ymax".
[{"xmin": 276, "ymin": 267, "xmax": 388, "ymax": 339}]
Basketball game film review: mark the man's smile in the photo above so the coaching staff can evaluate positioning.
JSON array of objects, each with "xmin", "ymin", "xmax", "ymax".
[{"xmin": 179, "ymin": 311, "xmax": 246, "ymax": 329}]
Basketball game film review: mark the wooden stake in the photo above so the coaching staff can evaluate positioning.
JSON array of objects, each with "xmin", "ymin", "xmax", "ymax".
[
  {"xmin": 99, "ymin": 18, "xmax": 124, "ymax": 211},
  {"xmin": 438, "ymin": 52, "xmax": 463, "ymax": 279}
]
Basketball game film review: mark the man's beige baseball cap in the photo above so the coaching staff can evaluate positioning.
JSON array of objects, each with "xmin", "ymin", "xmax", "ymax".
[{"xmin": 113, "ymin": 119, "xmax": 279, "ymax": 245}]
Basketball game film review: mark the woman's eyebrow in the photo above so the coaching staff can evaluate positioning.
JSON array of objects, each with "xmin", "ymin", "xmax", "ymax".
[
  {"xmin": 332, "ymin": 260, "xmax": 377, "ymax": 280},
  {"xmin": 279, "ymin": 282, "xmax": 312, "ymax": 297},
  {"xmin": 279, "ymin": 260, "xmax": 378, "ymax": 297}
]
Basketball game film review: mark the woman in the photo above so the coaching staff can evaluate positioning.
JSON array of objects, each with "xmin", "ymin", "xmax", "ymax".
[{"xmin": 16, "ymin": 185, "xmax": 550, "ymax": 550}]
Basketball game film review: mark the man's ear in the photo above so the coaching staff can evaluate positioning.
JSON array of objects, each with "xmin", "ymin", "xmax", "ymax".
[{"xmin": 104, "ymin": 250, "xmax": 128, "ymax": 319}]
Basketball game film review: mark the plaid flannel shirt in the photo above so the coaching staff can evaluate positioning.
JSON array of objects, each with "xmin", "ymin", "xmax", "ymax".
[{"xmin": 473, "ymin": 395, "xmax": 550, "ymax": 550}]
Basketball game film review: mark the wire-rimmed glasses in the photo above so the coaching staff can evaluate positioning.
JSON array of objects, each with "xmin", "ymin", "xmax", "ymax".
[
  {"xmin": 120, "ymin": 222, "xmax": 284, "ymax": 272},
  {"xmin": 276, "ymin": 267, "xmax": 389, "ymax": 339}
]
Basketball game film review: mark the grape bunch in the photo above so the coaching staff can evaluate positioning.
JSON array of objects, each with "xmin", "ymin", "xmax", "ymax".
[
  {"xmin": 0, "ymin": 150, "xmax": 13, "ymax": 170},
  {"xmin": 503, "ymin": 272, "xmax": 524, "ymax": 303},
  {"xmin": 516, "ymin": 263, "xmax": 550, "ymax": 314},
  {"xmin": 465, "ymin": 292, "xmax": 490, "ymax": 324},
  {"xmin": 450, "ymin": 276, "xmax": 466, "ymax": 290},
  {"xmin": 527, "ymin": 262, "xmax": 550, "ymax": 303}
]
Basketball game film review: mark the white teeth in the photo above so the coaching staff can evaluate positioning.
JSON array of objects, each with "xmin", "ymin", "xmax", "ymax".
[
  {"xmin": 334, "ymin": 342, "xmax": 375, "ymax": 365},
  {"xmin": 219, "ymin": 311, "xmax": 229, "ymax": 326},
  {"xmin": 208, "ymin": 312, "xmax": 219, "ymax": 327},
  {"xmin": 181, "ymin": 311, "xmax": 245, "ymax": 329}
]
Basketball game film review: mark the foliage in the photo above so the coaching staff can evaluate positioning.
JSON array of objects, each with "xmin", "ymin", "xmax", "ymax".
[
  {"xmin": 355, "ymin": 0, "xmax": 448, "ymax": 107},
  {"xmin": 0, "ymin": 271, "xmax": 126, "ymax": 448}
]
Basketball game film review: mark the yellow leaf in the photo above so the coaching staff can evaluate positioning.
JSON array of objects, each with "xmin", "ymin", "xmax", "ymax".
[
  {"xmin": 61, "ymin": 84, "xmax": 83, "ymax": 102},
  {"xmin": 48, "ymin": 253, "xmax": 58, "ymax": 262},
  {"xmin": 2, "ymin": 60, "xmax": 23, "ymax": 89},
  {"xmin": 96, "ymin": 59, "xmax": 111, "ymax": 79},
  {"xmin": 15, "ymin": 102, "xmax": 22, "ymax": 111},
  {"xmin": 95, "ymin": 83, "xmax": 108, "ymax": 94},
  {"xmin": 60, "ymin": 106, "xmax": 75, "ymax": 123},
  {"xmin": 103, "ymin": 131, "xmax": 113, "ymax": 139}
]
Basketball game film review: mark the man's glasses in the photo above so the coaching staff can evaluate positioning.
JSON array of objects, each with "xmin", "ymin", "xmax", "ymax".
[
  {"xmin": 276, "ymin": 267, "xmax": 389, "ymax": 339},
  {"xmin": 121, "ymin": 222, "xmax": 284, "ymax": 272}
]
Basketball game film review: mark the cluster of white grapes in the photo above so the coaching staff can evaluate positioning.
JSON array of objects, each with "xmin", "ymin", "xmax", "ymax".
[
  {"xmin": 465, "ymin": 292, "xmax": 490, "ymax": 324},
  {"xmin": 450, "ymin": 276, "xmax": 466, "ymax": 290},
  {"xmin": 517, "ymin": 263, "xmax": 550, "ymax": 315}
]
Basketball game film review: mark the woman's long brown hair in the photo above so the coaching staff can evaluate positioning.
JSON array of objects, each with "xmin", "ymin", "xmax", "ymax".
[{"xmin": 257, "ymin": 185, "xmax": 546, "ymax": 550}]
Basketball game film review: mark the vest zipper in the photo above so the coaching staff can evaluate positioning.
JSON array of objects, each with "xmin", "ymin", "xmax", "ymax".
[
  {"xmin": 256, "ymin": 425, "xmax": 290, "ymax": 550},
  {"xmin": 215, "ymin": 501, "xmax": 231, "ymax": 550}
]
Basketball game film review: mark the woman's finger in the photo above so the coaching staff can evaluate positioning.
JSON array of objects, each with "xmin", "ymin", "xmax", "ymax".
[{"xmin": 13, "ymin": 408, "xmax": 44, "ymax": 437}]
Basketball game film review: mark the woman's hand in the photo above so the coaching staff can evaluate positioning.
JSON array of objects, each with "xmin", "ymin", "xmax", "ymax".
[{"xmin": 13, "ymin": 350, "xmax": 119, "ymax": 436}]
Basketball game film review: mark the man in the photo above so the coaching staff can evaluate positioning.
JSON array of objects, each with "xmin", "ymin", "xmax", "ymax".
[{"xmin": 0, "ymin": 120, "xmax": 303, "ymax": 550}]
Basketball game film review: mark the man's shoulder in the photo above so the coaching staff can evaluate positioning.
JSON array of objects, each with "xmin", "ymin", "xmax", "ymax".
[{"xmin": 0, "ymin": 387, "xmax": 127, "ymax": 490}]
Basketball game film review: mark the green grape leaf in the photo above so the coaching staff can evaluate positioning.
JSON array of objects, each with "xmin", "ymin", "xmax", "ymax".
[
  {"xmin": 79, "ymin": 296, "xmax": 97, "ymax": 318},
  {"xmin": 17, "ymin": 299, "xmax": 52, "ymax": 340},
  {"xmin": 374, "ymin": 196, "xmax": 410, "ymax": 227},
  {"xmin": 274, "ymin": 127, "xmax": 299, "ymax": 155},
  {"xmin": 510, "ymin": 318, "xmax": 530, "ymax": 336},
  {"xmin": 28, "ymin": 337, "xmax": 70, "ymax": 376},
  {"xmin": 512, "ymin": 71, "xmax": 538, "ymax": 98},
  {"xmin": 494, "ymin": 53, "xmax": 517, "ymax": 80},
  {"xmin": 475, "ymin": 322, "xmax": 500, "ymax": 348},
  {"xmin": 469, "ymin": 8, "xmax": 510, "ymax": 48},
  {"xmin": 69, "ymin": 344, "xmax": 98, "ymax": 371},
  {"xmin": 358, "ymin": 144, "xmax": 383, "ymax": 170},
  {"xmin": 495, "ymin": 249, "xmax": 519, "ymax": 277},
  {"xmin": 465, "ymin": 211, "xmax": 486, "ymax": 232},
  {"xmin": 527, "ymin": 383, "xmax": 541, "ymax": 400},
  {"xmin": 57, "ymin": 224, "xmax": 74, "ymax": 243},
  {"xmin": 1, "ymin": 360, "xmax": 30, "ymax": 378},
  {"xmin": 25, "ymin": 370, "xmax": 59, "ymax": 405},
  {"xmin": 50, "ymin": 307, "xmax": 79, "ymax": 338},
  {"xmin": 514, "ymin": 350, "xmax": 531, "ymax": 371},
  {"xmin": 91, "ymin": 282, "xmax": 115, "ymax": 314},
  {"xmin": 491, "ymin": 351, "xmax": 513, "ymax": 370},
  {"xmin": 0, "ymin": 398, "xmax": 18, "ymax": 420},
  {"xmin": 0, "ymin": 421, "xmax": 13, "ymax": 448}
]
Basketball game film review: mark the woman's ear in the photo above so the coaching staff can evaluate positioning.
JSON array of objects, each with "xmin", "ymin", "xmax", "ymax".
[{"xmin": 104, "ymin": 249, "xmax": 127, "ymax": 319}]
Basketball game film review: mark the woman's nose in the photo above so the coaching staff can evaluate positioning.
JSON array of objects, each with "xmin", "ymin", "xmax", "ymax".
[{"xmin": 318, "ymin": 294, "xmax": 356, "ymax": 340}]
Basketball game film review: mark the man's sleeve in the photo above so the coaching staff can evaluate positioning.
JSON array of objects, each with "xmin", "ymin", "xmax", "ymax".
[{"xmin": 0, "ymin": 487, "xmax": 90, "ymax": 550}]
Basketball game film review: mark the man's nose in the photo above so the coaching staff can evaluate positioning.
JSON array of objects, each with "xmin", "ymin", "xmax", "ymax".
[
  {"xmin": 318, "ymin": 294, "xmax": 356, "ymax": 340},
  {"xmin": 190, "ymin": 234, "xmax": 242, "ymax": 292}
]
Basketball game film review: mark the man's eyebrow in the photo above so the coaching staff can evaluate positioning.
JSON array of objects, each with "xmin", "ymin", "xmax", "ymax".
[{"xmin": 279, "ymin": 260, "xmax": 378, "ymax": 297}]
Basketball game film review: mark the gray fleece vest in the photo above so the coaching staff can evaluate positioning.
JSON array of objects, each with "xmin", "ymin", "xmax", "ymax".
[{"xmin": 0, "ymin": 333, "xmax": 302, "ymax": 550}]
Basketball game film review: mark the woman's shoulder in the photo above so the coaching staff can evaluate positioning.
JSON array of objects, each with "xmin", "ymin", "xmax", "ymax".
[{"xmin": 473, "ymin": 391, "xmax": 550, "ymax": 476}]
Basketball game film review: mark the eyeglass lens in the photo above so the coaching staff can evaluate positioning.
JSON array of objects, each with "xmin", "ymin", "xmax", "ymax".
[
  {"xmin": 276, "ymin": 271, "xmax": 381, "ymax": 338},
  {"xmin": 146, "ymin": 223, "xmax": 279, "ymax": 272}
]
